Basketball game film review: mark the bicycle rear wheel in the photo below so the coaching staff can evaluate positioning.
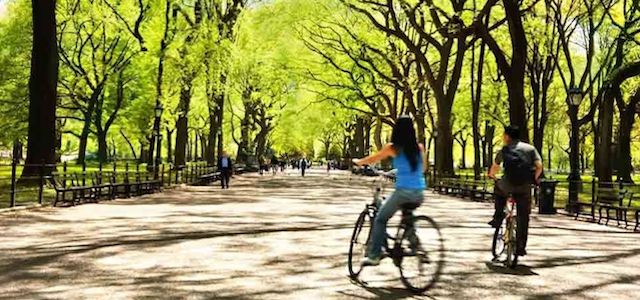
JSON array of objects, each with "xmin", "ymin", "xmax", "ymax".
[
  {"xmin": 505, "ymin": 218, "xmax": 518, "ymax": 268},
  {"xmin": 348, "ymin": 209, "xmax": 372, "ymax": 278},
  {"xmin": 491, "ymin": 218, "xmax": 507, "ymax": 258},
  {"xmin": 398, "ymin": 215, "xmax": 443, "ymax": 294}
]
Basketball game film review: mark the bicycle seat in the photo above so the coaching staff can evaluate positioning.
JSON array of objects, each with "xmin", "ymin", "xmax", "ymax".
[{"xmin": 400, "ymin": 203, "xmax": 420, "ymax": 211}]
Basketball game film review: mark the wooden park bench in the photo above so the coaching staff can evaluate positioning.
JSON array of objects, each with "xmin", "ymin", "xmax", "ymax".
[
  {"xmin": 594, "ymin": 188, "xmax": 628, "ymax": 225},
  {"xmin": 50, "ymin": 173, "xmax": 94, "ymax": 206},
  {"xmin": 92, "ymin": 171, "xmax": 115, "ymax": 200},
  {"xmin": 574, "ymin": 185, "xmax": 634, "ymax": 226},
  {"xmin": 432, "ymin": 178, "xmax": 461, "ymax": 195},
  {"xmin": 615, "ymin": 192, "xmax": 639, "ymax": 230},
  {"xmin": 132, "ymin": 171, "xmax": 162, "ymax": 196},
  {"xmin": 432, "ymin": 178, "xmax": 445, "ymax": 193},
  {"xmin": 437, "ymin": 178, "xmax": 458, "ymax": 195},
  {"xmin": 111, "ymin": 171, "xmax": 132, "ymax": 198},
  {"xmin": 70, "ymin": 173, "xmax": 97, "ymax": 203},
  {"xmin": 460, "ymin": 179, "xmax": 492, "ymax": 201},
  {"xmin": 50, "ymin": 175, "xmax": 81, "ymax": 206},
  {"xmin": 196, "ymin": 171, "xmax": 221, "ymax": 185}
]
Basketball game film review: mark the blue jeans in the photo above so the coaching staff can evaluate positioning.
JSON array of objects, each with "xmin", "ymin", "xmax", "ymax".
[{"xmin": 367, "ymin": 188, "xmax": 424, "ymax": 259}]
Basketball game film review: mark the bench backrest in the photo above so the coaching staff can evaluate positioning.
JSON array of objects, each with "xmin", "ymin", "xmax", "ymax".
[{"xmin": 596, "ymin": 188, "xmax": 626, "ymax": 205}]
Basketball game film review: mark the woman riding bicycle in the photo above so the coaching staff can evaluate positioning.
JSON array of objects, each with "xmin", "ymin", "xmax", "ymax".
[{"xmin": 353, "ymin": 116, "xmax": 427, "ymax": 266}]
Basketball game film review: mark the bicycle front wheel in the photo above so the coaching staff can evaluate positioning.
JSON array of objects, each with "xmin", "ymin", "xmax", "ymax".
[
  {"xmin": 505, "ymin": 217, "xmax": 518, "ymax": 268},
  {"xmin": 348, "ymin": 209, "xmax": 372, "ymax": 278},
  {"xmin": 398, "ymin": 215, "xmax": 443, "ymax": 294}
]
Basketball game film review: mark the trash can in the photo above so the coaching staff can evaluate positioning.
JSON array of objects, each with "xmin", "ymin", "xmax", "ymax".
[{"xmin": 538, "ymin": 180, "xmax": 558, "ymax": 214}]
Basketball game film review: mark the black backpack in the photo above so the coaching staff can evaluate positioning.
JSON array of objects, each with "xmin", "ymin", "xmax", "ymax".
[{"xmin": 501, "ymin": 146, "xmax": 533, "ymax": 185}]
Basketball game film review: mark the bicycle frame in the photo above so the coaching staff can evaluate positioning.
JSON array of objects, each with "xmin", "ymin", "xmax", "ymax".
[
  {"xmin": 366, "ymin": 199, "xmax": 418, "ymax": 266},
  {"xmin": 503, "ymin": 196, "xmax": 517, "ymax": 243}
]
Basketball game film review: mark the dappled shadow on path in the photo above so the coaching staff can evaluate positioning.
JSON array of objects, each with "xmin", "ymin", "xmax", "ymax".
[
  {"xmin": 0, "ymin": 169, "xmax": 639, "ymax": 299},
  {"xmin": 485, "ymin": 262, "xmax": 538, "ymax": 276}
]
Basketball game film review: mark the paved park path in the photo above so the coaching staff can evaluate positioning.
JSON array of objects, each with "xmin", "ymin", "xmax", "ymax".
[{"xmin": 0, "ymin": 169, "xmax": 638, "ymax": 300}]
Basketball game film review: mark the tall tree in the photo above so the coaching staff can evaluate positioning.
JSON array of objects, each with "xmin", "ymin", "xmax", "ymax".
[
  {"xmin": 467, "ymin": 0, "xmax": 532, "ymax": 142},
  {"xmin": 22, "ymin": 0, "xmax": 58, "ymax": 177},
  {"xmin": 527, "ymin": 1, "xmax": 559, "ymax": 158},
  {"xmin": 173, "ymin": 2, "xmax": 204, "ymax": 166},
  {"xmin": 344, "ymin": 0, "xmax": 470, "ymax": 175},
  {"xmin": 202, "ymin": 0, "xmax": 247, "ymax": 165}
]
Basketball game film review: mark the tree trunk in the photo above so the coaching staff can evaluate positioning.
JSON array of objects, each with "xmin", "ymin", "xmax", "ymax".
[
  {"xmin": 97, "ymin": 130, "xmax": 108, "ymax": 163},
  {"xmin": 435, "ymin": 101, "xmax": 454, "ymax": 176},
  {"xmin": 461, "ymin": 140, "xmax": 467, "ymax": 169},
  {"xmin": 503, "ymin": 0, "xmax": 529, "ymax": 142},
  {"xmin": 374, "ymin": 117, "xmax": 383, "ymax": 150},
  {"xmin": 150, "ymin": 1, "xmax": 171, "ymax": 166},
  {"xmin": 13, "ymin": 140, "xmax": 23, "ymax": 161},
  {"xmin": 215, "ymin": 74, "xmax": 227, "ymax": 159},
  {"xmin": 568, "ymin": 103, "xmax": 581, "ymax": 181},
  {"xmin": 166, "ymin": 127, "xmax": 173, "ymax": 164},
  {"xmin": 483, "ymin": 121, "xmax": 495, "ymax": 168},
  {"xmin": 415, "ymin": 86, "xmax": 427, "ymax": 146},
  {"xmin": 237, "ymin": 88, "xmax": 253, "ymax": 163},
  {"xmin": 23, "ymin": 0, "xmax": 58, "ymax": 177},
  {"xmin": 206, "ymin": 108, "xmax": 217, "ymax": 165},
  {"xmin": 354, "ymin": 117, "xmax": 365, "ymax": 157},
  {"xmin": 255, "ymin": 130, "xmax": 268, "ymax": 160},
  {"xmin": 364, "ymin": 119, "xmax": 371, "ymax": 155},
  {"xmin": 186, "ymin": 134, "xmax": 192, "ymax": 162},
  {"xmin": 597, "ymin": 90, "xmax": 616, "ymax": 183},
  {"xmin": 139, "ymin": 142, "xmax": 147, "ymax": 164},
  {"xmin": 77, "ymin": 121, "xmax": 91, "ymax": 164},
  {"xmin": 200, "ymin": 133, "xmax": 206, "ymax": 160},
  {"xmin": 174, "ymin": 81, "xmax": 193, "ymax": 166},
  {"xmin": 472, "ymin": 38, "xmax": 486, "ymax": 179},
  {"xmin": 120, "ymin": 130, "xmax": 137, "ymax": 160},
  {"xmin": 55, "ymin": 120, "xmax": 63, "ymax": 162},
  {"xmin": 616, "ymin": 92, "xmax": 639, "ymax": 183},
  {"xmin": 547, "ymin": 144, "xmax": 553, "ymax": 170}
]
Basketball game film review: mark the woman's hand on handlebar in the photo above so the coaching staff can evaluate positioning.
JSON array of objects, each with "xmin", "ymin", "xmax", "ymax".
[{"xmin": 352, "ymin": 158, "xmax": 364, "ymax": 166}]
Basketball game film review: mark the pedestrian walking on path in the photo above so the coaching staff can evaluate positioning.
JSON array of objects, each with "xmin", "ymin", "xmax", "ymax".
[
  {"xmin": 218, "ymin": 151, "xmax": 233, "ymax": 189},
  {"xmin": 299, "ymin": 156, "xmax": 309, "ymax": 177}
]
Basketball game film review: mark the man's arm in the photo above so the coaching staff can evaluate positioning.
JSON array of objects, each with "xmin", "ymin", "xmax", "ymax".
[
  {"xmin": 488, "ymin": 150, "xmax": 502, "ymax": 179},
  {"xmin": 488, "ymin": 162, "xmax": 500, "ymax": 179},
  {"xmin": 419, "ymin": 144, "xmax": 428, "ymax": 173},
  {"xmin": 534, "ymin": 160, "xmax": 543, "ymax": 183},
  {"xmin": 532, "ymin": 147, "xmax": 543, "ymax": 184}
]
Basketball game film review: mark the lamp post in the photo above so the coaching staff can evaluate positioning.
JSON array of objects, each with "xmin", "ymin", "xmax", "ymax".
[
  {"xmin": 153, "ymin": 102, "xmax": 164, "ymax": 178},
  {"xmin": 567, "ymin": 87, "xmax": 583, "ymax": 212}
]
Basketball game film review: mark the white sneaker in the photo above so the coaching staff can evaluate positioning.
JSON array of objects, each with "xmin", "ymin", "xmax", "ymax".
[{"xmin": 360, "ymin": 257, "xmax": 381, "ymax": 267}]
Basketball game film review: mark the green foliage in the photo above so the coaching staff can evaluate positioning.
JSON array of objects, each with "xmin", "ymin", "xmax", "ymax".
[
  {"xmin": 1, "ymin": 0, "xmax": 639, "ymax": 172},
  {"xmin": 0, "ymin": 0, "xmax": 30, "ymax": 146}
]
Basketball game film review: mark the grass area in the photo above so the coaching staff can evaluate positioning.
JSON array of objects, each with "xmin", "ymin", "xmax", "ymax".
[{"xmin": 0, "ymin": 188, "xmax": 56, "ymax": 209}]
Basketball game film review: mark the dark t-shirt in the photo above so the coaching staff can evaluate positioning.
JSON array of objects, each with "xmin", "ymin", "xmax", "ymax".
[{"xmin": 494, "ymin": 141, "xmax": 542, "ymax": 194}]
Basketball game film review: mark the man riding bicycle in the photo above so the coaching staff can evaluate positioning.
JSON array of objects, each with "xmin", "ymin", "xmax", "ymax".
[{"xmin": 487, "ymin": 125, "xmax": 543, "ymax": 257}]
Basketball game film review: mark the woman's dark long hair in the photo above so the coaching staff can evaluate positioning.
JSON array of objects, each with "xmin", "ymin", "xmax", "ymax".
[{"xmin": 391, "ymin": 116, "xmax": 420, "ymax": 171}]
